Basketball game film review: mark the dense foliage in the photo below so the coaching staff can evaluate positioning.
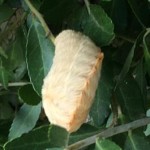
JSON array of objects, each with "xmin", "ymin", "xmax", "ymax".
[{"xmin": 0, "ymin": 0, "xmax": 150, "ymax": 149}]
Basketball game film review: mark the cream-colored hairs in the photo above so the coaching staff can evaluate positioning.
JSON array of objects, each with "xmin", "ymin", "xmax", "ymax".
[{"xmin": 42, "ymin": 30, "xmax": 104, "ymax": 133}]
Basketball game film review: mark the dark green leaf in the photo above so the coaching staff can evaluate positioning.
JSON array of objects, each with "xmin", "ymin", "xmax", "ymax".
[
  {"xmin": 5, "ymin": 125, "xmax": 69, "ymax": 150},
  {"xmin": 124, "ymin": 131, "xmax": 150, "ymax": 150},
  {"xmin": 18, "ymin": 84, "xmax": 41, "ymax": 105},
  {"xmin": 143, "ymin": 29, "xmax": 150, "ymax": 76},
  {"xmin": 67, "ymin": 4, "xmax": 114, "ymax": 46},
  {"xmin": 110, "ymin": 0, "xmax": 128, "ymax": 32},
  {"xmin": 82, "ymin": 4, "xmax": 115, "ymax": 46},
  {"xmin": 1, "ymin": 28, "xmax": 27, "ymax": 82},
  {"xmin": 0, "ymin": 4, "xmax": 14, "ymax": 24},
  {"xmin": 0, "ymin": 47, "xmax": 8, "ymax": 59},
  {"xmin": 95, "ymin": 139, "xmax": 122, "ymax": 150},
  {"xmin": 5, "ymin": 125, "xmax": 51, "ymax": 150},
  {"xmin": 0, "ymin": 146, "xmax": 3, "ymax": 150},
  {"xmin": 8, "ymin": 103, "xmax": 41, "ymax": 140},
  {"xmin": 0, "ymin": 66, "xmax": 9, "ymax": 89},
  {"xmin": 115, "ymin": 42, "xmax": 135, "ymax": 87},
  {"xmin": 40, "ymin": 0, "xmax": 80, "ymax": 33},
  {"xmin": 127, "ymin": 0, "xmax": 147, "ymax": 28},
  {"xmin": 0, "ymin": 119, "xmax": 11, "ymax": 145},
  {"xmin": 115, "ymin": 31, "xmax": 144, "ymax": 88},
  {"xmin": 133, "ymin": 59, "xmax": 147, "ymax": 107},
  {"xmin": 90, "ymin": 60, "xmax": 114, "ymax": 126},
  {"xmin": 48, "ymin": 125, "xmax": 69, "ymax": 147},
  {"xmin": 0, "ymin": 0, "xmax": 4, "ymax": 5},
  {"xmin": 115, "ymin": 75, "xmax": 145, "ymax": 120},
  {"xmin": 26, "ymin": 17, "xmax": 54, "ymax": 95},
  {"xmin": 0, "ymin": 100, "xmax": 13, "ymax": 119},
  {"xmin": 69, "ymin": 124, "xmax": 99, "ymax": 144}
]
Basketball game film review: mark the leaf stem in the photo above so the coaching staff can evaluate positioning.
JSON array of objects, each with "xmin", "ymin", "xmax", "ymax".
[
  {"xmin": 84, "ymin": 0, "xmax": 91, "ymax": 14},
  {"xmin": 24, "ymin": 0, "xmax": 55, "ymax": 43},
  {"xmin": 67, "ymin": 117, "xmax": 150, "ymax": 150},
  {"xmin": 0, "ymin": 82, "xmax": 30, "ymax": 87}
]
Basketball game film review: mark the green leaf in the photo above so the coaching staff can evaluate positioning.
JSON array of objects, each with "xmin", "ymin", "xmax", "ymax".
[
  {"xmin": 0, "ymin": 59, "xmax": 10, "ymax": 89},
  {"xmin": 26, "ymin": 17, "xmax": 54, "ymax": 95},
  {"xmin": 115, "ymin": 31, "xmax": 144, "ymax": 88},
  {"xmin": 48, "ymin": 125, "xmax": 69, "ymax": 147},
  {"xmin": 95, "ymin": 139, "xmax": 122, "ymax": 150},
  {"xmin": 124, "ymin": 131, "xmax": 150, "ymax": 150},
  {"xmin": 110, "ymin": 0, "xmax": 128, "ymax": 32},
  {"xmin": 115, "ymin": 42, "xmax": 135, "ymax": 87},
  {"xmin": 0, "ymin": 67, "xmax": 9, "ymax": 89},
  {"xmin": 8, "ymin": 103, "xmax": 41, "ymax": 140},
  {"xmin": 143, "ymin": 29, "xmax": 150, "ymax": 76},
  {"xmin": 82, "ymin": 4, "xmax": 115, "ymax": 46},
  {"xmin": 0, "ymin": 100, "xmax": 13, "ymax": 119},
  {"xmin": 69, "ymin": 124, "xmax": 99, "ymax": 144},
  {"xmin": 5, "ymin": 125, "xmax": 69, "ymax": 150},
  {"xmin": 5, "ymin": 125, "xmax": 51, "ymax": 150},
  {"xmin": 0, "ymin": 47, "xmax": 7, "ymax": 59},
  {"xmin": 19, "ymin": 84, "xmax": 41, "ymax": 105},
  {"xmin": 0, "ymin": 0, "xmax": 4, "ymax": 5},
  {"xmin": 0, "ymin": 119, "xmax": 11, "ymax": 145},
  {"xmin": 0, "ymin": 4, "xmax": 14, "ymax": 24},
  {"xmin": 90, "ymin": 60, "xmax": 114, "ymax": 126},
  {"xmin": 133, "ymin": 59, "xmax": 147, "ymax": 107},
  {"xmin": 115, "ymin": 75, "xmax": 145, "ymax": 120},
  {"xmin": 1, "ymin": 28, "xmax": 27, "ymax": 82},
  {"xmin": 144, "ymin": 109, "xmax": 150, "ymax": 136}
]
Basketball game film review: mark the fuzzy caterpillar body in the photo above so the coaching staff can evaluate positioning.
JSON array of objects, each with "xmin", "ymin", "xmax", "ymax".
[{"xmin": 42, "ymin": 30, "xmax": 104, "ymax": 133}]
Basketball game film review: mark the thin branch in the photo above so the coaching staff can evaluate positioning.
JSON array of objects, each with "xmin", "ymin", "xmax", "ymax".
[
  {"xmin": 116, "ymin": 34, "xmax": 135, "ymax": 44},
  {"xmin": 0, "ymin": 82, "xmax": 30, "ymax": 87},
  {"xmin": 84, "ymin": 0, "xmax": 91, "ymax": 14},
  {"xmin": 67, "ymin": 117, "xmax": 150, "ymax": 150},
  {"xmin": 24, "ymin": 0, "xmax": 55, "ymax": 43}
]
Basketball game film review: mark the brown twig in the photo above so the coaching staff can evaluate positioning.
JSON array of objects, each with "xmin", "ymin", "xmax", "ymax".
[{"xmin": 24, "ymin": 0, "xmax": 55, "ymax": 43}]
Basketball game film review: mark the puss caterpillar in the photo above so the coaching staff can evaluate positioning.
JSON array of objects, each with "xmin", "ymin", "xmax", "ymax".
[{"xmin": 42, "ymin": 30, "xmax": 104, "ymax": 133}]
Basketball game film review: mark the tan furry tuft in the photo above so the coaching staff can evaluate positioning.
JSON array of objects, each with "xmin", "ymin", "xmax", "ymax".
[{"xmin": 42, "ymin": 30, "xmax": 104, "ymax": 133}]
